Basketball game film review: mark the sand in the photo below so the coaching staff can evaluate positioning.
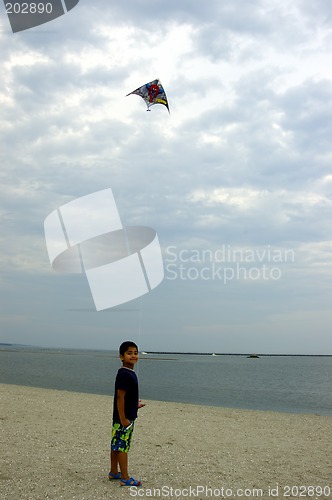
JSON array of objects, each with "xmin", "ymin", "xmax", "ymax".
[{"xmin": 0, "ymin": 384, "xmax": 331, "ymax": 500}]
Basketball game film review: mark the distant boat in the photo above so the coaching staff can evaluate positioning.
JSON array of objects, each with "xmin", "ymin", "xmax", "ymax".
[
  {"xmin": 141, "ymin": 351, "xmax": 148, "ymax": 355},
  {"xmin": 247, "ymin": 353, "xmax": 259, "ymax": 358},
  {"xmin": 211, "ymin": 353, "xmax": 217, "ymax": 356}
]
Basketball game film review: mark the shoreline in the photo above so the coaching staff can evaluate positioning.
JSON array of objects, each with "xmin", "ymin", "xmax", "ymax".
[
  {"xmin": 1, "ymin": 380, "xmax": 331, "ymax": 417},
  {"xmin": 1, "ymin": 384, "xmax": 331, "ymax": 499}
]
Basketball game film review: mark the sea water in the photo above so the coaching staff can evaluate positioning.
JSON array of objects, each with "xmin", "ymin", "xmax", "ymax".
[{"xmin": 0, "ymin": 346, "xmax": 331, "ymax": 415}]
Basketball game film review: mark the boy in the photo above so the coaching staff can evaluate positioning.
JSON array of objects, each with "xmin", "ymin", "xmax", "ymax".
[{"xmin": 109, "ymin": 341, "xmax": 144, "ymax": 487}]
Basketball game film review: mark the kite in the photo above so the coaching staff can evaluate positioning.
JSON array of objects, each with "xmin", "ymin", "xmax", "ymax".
[{"xmin": 126, "ymin": 79, "xmax": 170, "ymax": 113}]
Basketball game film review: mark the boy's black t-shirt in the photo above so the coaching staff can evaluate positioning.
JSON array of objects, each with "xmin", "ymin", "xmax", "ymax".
[{"xmin": 113, "ymin": 367, "xmax": 139, "ymax": 423}]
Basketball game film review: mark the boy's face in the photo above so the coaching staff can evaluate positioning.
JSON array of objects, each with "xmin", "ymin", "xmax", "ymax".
[{"xmin": 120, "ymin": 346, "xmax": 139, "ymax": 369}]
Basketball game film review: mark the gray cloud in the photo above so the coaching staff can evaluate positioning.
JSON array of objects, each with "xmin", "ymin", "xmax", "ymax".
[{"xmin": 0, "ymin": 0, "xmax": 331, "ymax": 353}]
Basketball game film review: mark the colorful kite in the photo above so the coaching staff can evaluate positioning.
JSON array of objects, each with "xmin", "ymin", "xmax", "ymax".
[{"xmin": 126, "ymin": 79, "xmax": 170, "ymax": 113}]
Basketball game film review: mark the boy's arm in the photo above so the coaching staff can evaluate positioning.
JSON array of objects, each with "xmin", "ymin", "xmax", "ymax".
[{"xmin": 117, "ymin": 389, "xmax": 131, "ymax": 428}]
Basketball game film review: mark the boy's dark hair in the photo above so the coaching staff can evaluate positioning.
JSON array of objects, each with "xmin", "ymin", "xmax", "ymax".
[{"xmin": 119, "ymin": 341, "xmax": 138, "ymax": 356}]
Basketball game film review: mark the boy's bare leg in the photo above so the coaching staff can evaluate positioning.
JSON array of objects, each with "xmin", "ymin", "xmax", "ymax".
[
  {"xmin": 110, "ymin": 450, "xmax": 130, "ymax": 480},
  {"xmin": 110, "ymin": 450, "xmax": 120, "ymax": 475},
  {"xmin": 118, "ymin": 451, "xmax": 130, "ymax": 480}
]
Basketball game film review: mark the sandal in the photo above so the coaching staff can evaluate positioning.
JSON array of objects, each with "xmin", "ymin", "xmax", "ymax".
[
  {"xmin": 120, "ymin": 477, "xmax": 142, "ymax": 487},
  {"xmin": 108, "ymin": 472, "xmax": 121, "ymax": 480}
]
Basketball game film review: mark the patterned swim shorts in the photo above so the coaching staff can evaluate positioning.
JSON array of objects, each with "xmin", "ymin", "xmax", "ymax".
[{"xmin": 110, "ymin": 422, "xmax": 134, "ymax": 453}]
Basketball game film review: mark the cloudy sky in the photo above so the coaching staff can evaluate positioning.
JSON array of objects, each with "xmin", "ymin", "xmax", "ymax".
[{"xmin": 1, "ymin": 0, "xmax": 332, "ymax": 354}]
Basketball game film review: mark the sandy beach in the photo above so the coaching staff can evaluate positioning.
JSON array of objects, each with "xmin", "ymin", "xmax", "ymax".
[{"xmin": 0, "ymin": 384, "xmax": 331, "ymax": 500}]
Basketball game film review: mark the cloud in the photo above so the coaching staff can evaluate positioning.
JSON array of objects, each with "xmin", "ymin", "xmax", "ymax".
[{"xmin": 1, "ymin": 0, "xmax": 332, "ymax": 352}]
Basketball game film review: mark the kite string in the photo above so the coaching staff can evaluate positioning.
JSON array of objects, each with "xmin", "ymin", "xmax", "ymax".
[
  {"xmin": 136, "ymin": 295, "xmax": 143, "ymax": 379},
  {"xmin": 123, "ymin": 223, "xmax": 143, "ymax": 378},
  {"xmin": 136, "ymin": 206, "xmax": 148, "ymax": 379}
]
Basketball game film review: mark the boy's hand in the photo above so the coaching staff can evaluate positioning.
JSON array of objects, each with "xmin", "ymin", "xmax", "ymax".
[
  {"xmin": 138, "ymin": 400, "xmax": 146, "ymax": 409},
  {"xmin": 121, "ymin": 419, "xmax": 131, "ymax": 428}
]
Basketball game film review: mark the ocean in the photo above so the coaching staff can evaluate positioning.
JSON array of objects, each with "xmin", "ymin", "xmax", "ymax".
[{"xmin": 1, "ymin": 346, "xmax": 332, "ymax": 416}]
